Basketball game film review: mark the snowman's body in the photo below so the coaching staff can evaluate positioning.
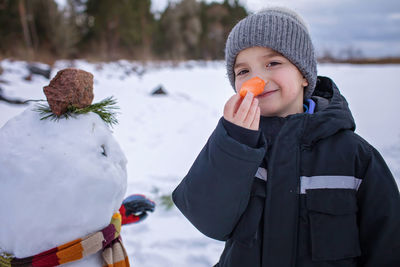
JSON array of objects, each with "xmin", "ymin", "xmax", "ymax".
[{"xmin": 0, "ymin": 108, "xmax": 127, "ymax": 266}]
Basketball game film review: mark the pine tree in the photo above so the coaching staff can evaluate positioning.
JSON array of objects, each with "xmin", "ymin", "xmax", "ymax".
[
  {"xmin": 157, "ymin": 0, "xmax": 202, "ymax": 60},
  {"xmin": 198, "ymin": 0, "xmax": 247, "ymax": 60}
]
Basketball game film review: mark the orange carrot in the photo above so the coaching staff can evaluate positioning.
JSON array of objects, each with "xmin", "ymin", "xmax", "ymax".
[{"xmin": 239, "ymin": 77, "xmax": 266, "ymax": 98}]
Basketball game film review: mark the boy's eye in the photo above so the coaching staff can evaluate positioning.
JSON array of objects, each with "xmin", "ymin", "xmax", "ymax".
[
  {"xmin": 266, "ymin": 62, "xmax": 280, "ymax": 68},
  {"xmin": 236, "ymin": 69, "xmax": 249, "ymax": 76}
]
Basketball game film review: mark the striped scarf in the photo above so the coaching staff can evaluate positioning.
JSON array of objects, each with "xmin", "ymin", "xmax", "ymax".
[{"xmin": 0, "ymin": 213, "xmax": 130, "ymax": 267}]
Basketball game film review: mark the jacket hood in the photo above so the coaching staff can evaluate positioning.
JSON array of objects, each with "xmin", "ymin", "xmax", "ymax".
[{"xmin": 301, "ymin": 76, "xmax": 356, "ymax": 146}]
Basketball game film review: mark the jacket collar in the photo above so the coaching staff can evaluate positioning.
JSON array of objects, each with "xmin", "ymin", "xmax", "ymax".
[{"xmin": 301, "ymin": 76, "xmax": 356, "ymax": 147}]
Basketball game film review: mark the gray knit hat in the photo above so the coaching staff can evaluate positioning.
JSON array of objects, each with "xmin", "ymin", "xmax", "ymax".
[{"xmin": 225, "ymin": 7, "xmax": 317, "ymax": 99}]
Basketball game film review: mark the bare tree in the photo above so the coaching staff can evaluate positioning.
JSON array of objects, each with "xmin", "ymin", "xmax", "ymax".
[{"xmin": 18, "ymin": 0, "xmax": 34, "ymax": 59}]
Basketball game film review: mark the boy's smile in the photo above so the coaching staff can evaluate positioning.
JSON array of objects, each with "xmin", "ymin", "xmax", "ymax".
[
  {"xmin": 234, "ymin": 47, "xmax": 308, "ymax": 117},
  {"xmin": 257, "ymin": 88, "xmax": 279, "ymax": 98}
]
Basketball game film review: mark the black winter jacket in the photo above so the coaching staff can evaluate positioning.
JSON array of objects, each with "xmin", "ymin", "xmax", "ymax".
[{"xmin": 172, "ymin": 77, "xmax": 400, "ymax": 267}]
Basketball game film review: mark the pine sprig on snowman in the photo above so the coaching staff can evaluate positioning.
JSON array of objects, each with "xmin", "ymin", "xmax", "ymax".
[
  {"xmin": 0, "ymin": 68, "xmax": 155, "ymax": 267},
  {"xmin": 35, "ymin": 96, "xmax": 119, "ymax": 127}
]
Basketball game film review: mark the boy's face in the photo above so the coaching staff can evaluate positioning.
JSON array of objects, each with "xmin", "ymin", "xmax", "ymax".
[{"xmin": 234, "ymin": 47, "xmax": 308, "ymax": 117}]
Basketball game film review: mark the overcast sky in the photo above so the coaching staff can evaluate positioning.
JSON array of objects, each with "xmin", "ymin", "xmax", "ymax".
[{"xmin": 151, "ymin": 0, "xmax": 400, "ymax": 58}]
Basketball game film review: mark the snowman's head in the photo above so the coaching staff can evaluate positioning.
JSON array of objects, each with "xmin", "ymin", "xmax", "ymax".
[{"xmin": 0, "ymin": 108, "xmax": 127, "ymax": 258}]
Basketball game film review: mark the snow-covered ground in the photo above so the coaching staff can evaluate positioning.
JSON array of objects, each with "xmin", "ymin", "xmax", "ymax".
[{"xmin": 0, "ymin": 59, "xmax": 399, "ymax": 266}]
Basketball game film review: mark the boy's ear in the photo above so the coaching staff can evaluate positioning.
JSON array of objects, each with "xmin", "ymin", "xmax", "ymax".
[{"xmin": 302, "ymin": 77, "xmax": 308, "ymax": 87}]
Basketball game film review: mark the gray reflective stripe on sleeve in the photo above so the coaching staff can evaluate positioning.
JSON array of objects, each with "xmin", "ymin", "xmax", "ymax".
[
  {"xmin": 255, "ymin": 167, "xmax": 267, "ymax": 181},
  {"xmin": 300, "ymin": 175, "xmax": 362, "ymax": 194}
]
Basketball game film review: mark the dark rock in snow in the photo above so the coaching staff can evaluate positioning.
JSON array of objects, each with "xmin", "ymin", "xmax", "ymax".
[
  {"xmin": 0, "ymin": 87, "xmax": 27, "ymax": 105},
  {"xmin": 24, "ymin": 74, "xmax": 32, "ymax": 81},
  {"xmin": 43, "ymin": 68, "xmax": 94, "ymax": 116},
  {"xmin": 132, "ymin": 66, "xmax": 146, "ymax": 77},
  {"xmin": 27, "ymin": 64, "xmax": 52, "ymax": 79},
  {"xmin": 151, "ymin": 85, "xmax": 168, "ymax": 96}
]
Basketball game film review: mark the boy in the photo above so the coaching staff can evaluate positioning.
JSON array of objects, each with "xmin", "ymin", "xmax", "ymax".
[{"xmin": 172, "ymin": 7, "xmax": 400, "ymax": 267}]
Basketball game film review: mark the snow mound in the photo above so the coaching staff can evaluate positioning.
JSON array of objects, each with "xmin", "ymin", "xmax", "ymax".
[{"xmin": 0, "ymin": 107, "xmax": 127, "ymax": 261}]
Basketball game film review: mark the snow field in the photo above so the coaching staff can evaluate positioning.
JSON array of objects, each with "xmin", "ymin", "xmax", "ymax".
[{"xmin": 0, "ymin": 59, "xmax": 399, "ymax": 266}]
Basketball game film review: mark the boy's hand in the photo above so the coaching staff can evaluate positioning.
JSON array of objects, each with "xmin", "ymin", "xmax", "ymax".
[{"xmin": 223, "ymin": 92, "xmax": 260, "ymax": 130}]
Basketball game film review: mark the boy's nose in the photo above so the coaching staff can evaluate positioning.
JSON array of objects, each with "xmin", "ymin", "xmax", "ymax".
[{"xmin": 250, "ymin": 74, "xmax": 268, "ymax": 90}]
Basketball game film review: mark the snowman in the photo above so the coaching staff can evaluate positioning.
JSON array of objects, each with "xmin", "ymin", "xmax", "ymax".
[{"xmin": 0, "ymin": 69, "xmax": 154, "ymax": 267}]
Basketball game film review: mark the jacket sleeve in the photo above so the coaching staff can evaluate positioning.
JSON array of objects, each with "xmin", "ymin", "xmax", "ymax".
[
  {"xmin": 357, "ymin": 145, "xmax": 400, "ymax": 266},
  {"xmin": 172, "ymin": 118, "xmax": 266, "ymax": 241},
  {"xmin": 222, "ymin": 117, "xmax": 261, "ymax": 148}
]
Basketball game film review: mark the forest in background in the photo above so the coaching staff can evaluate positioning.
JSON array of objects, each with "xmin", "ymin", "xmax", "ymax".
[
  {"xmin": 0, "ymin": 0, "xmax": 248, "ymax": 63},
  {"xmin": 1, "ymin": 0, "xmax": 399, "ymax": 64}
]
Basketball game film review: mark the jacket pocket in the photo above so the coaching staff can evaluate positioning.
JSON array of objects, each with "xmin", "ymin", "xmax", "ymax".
[
  {"xmin": 231, "ymin": 178, "xmax": 265, "ymax": 247},
  {"xmin": 306, "ymin": 189, "xmax": 361, "ymax": 261}
]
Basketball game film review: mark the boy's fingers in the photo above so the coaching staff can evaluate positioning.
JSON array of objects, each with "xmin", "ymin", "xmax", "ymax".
[
  {"xmin": 223, "ymin": 94, "xmax": 241, "ymax": 119},
  {"xmin": 250, "ymin": 106, "xmax": 261, "ymax": 130},
  {"xmin": 235, "ymin": 91, "xmax": 254, "ymax": 122},
  {"xmin": 243, "ymin": 98, "xmax": 259, "ymax": 128},
  {"xmin": 232, "ymin": 94, "xmax": 242, "ymax": 115}
]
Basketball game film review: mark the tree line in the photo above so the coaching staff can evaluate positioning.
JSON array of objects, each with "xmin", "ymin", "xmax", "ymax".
[{"xmin": 0, "ymin": 0, "xmax": 248, "ymax": 62}]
